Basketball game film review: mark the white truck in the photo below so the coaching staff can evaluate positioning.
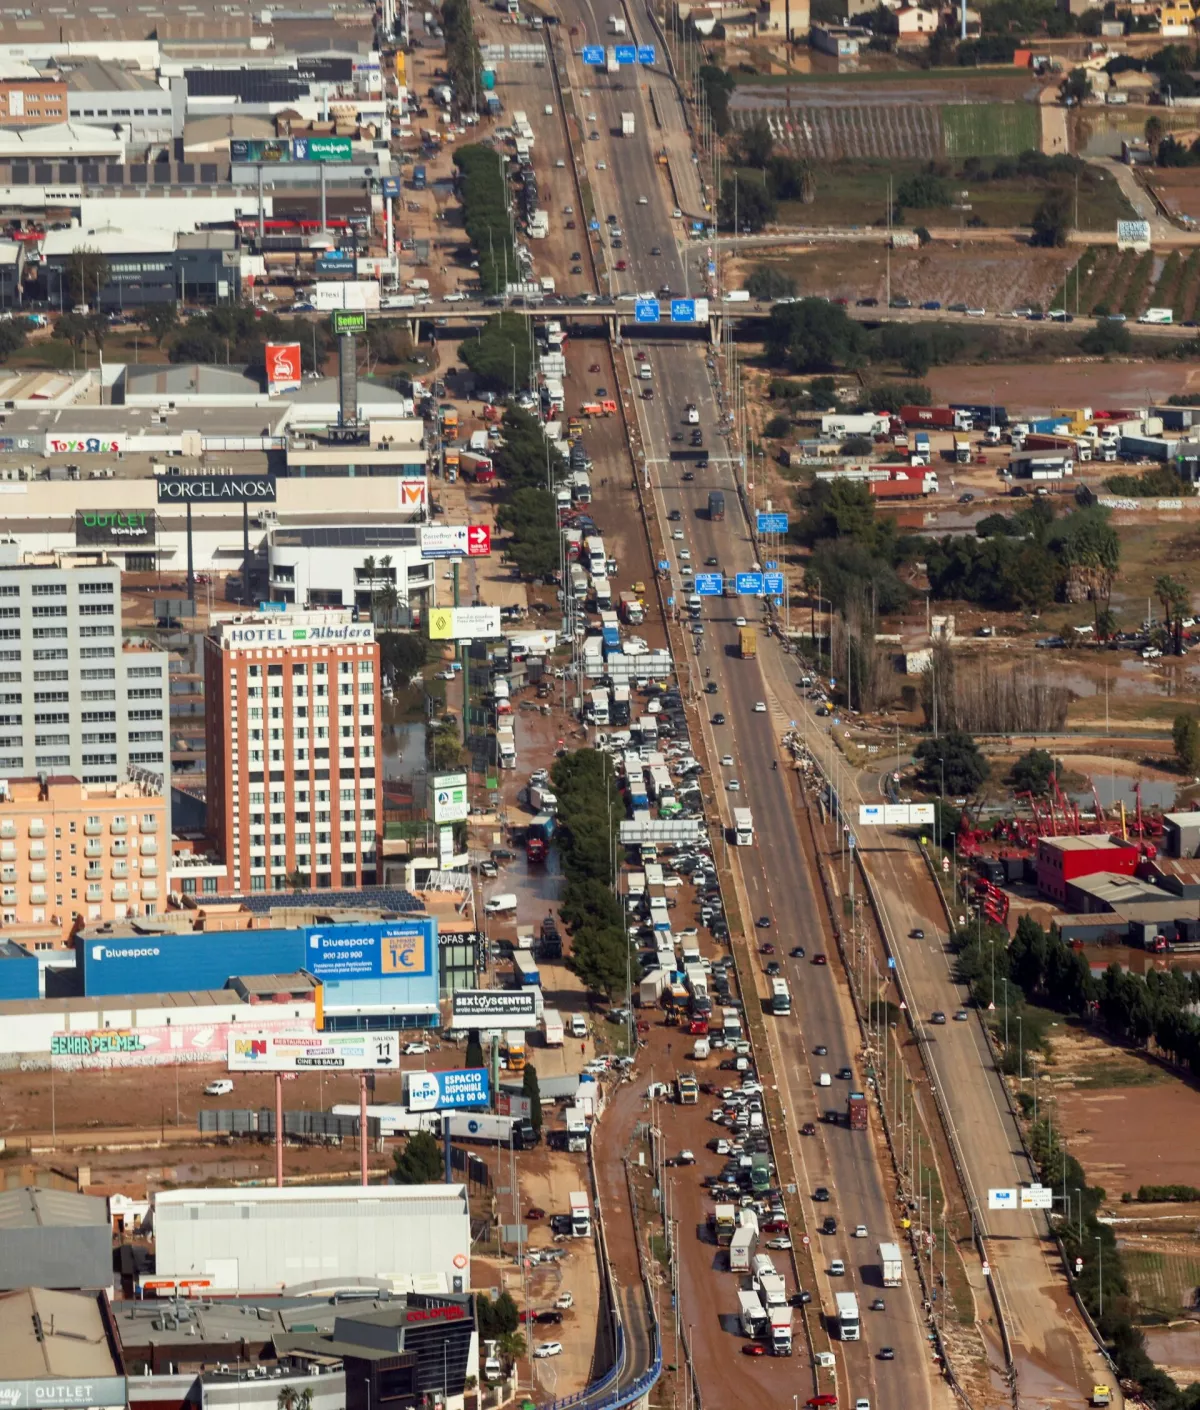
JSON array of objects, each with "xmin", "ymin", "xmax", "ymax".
[
  {"xmin": 606, "ymin": 45, "xmax": 620, "ymax": 72},
  {"xmin": 608, "ymin": 13, "xmax": 627, "ymax": 31},
  {"xmin": 738, "ymin": 1288, "xmax": 767, "ymax": 1338},
  {"xmin": 542, "ymin": 1009, "xmax": 564, "ymax": 1046},
  {"xmin": 879, "ymin": 1241, "xmax": 903, "ymax": 1288},
  {"xmin": 621, "ymin": 111, "xmax": 635, "ymax": 137},
  {"xmin": 530, "ymin": 783, "xmax": 558, "ymax": 814},
  {"xmin": 768, "ymin": 1303, "xmax": 793, "ymax": 1356},
  {"xmin": 729, "ymin": 1224, "xmax": 758, "ymax": 1272},
  {"xmin": 758, "ymin": 1272, "xmax": 788, "ymax": 1308},
  {"xmin": 569, "ymin": 1191, "xmax": 591, "ymax": 1237},
  {"xmin": 835, "ymin": 1291, "xmax": 861, "ymax": 1341}
]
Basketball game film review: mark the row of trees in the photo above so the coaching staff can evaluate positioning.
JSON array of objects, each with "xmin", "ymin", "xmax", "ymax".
[
  {"xmin": 441, "ymin": 0, "xmax": 483, "ymax": 115},
  {"xmin": 460, "ymin": 311, "xmax": 534, "ymax": 392},
  {"xmin": 766, "ymin": 298, "xmax": 976, "ymax": 379},
  {"xmin": 551, "ymin": 748, "xmax": 635, "ymax": 997},
  {"xmin": 453, "ymin": 144, "xmax": 517, "ymax": 295},
  {"xmin": 491, "ymin": 403, "xmax": 564, "ymax": 581}
]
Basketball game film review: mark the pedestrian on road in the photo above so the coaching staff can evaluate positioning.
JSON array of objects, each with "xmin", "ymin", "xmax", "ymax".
[{"xmin": 581, "ymin": 1041, "xmax": 586, "ymax": 1055}]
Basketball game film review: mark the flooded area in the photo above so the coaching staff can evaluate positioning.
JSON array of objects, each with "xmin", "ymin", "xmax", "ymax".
[
  {"xmin": 926, "ymin": 362, "xmax": 1200, "ymax": 413},
  {"xmin": 381, "ymin": 714, "xmax": 428, "ymax": 783},
  {"xmin": 1143, "ymin": 1325, "xmax": 1200, "ymax": 1379}
]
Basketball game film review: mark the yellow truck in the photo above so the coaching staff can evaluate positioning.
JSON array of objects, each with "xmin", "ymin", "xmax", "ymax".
[{"xmin": 739, "ymin": 627, "xmax": 757, "ymax": 659}]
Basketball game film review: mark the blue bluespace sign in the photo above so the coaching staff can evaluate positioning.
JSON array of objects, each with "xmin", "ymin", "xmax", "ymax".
[
  {"xmin": 638, "ymin": 45, "xmax": 657, "ymax": 63},
  {"xmin": 381, "ymin": 176, "xmax": 401, "ymax": 197},
  {"xmin": 635, "ymin": 298, "xmax": 661, "ymax": 323},
  {"xmin": 306, "ymin": 920, "xmax": 435, "ymax": 980},
  {"xmin": 735, "ymin": 572, "xmax": 764, "ymax": 595},
  {"xmin": 615, "ymin": 44, "xmax": 636, "ymax": 62},
  {"xmin": 695, "ymin": 573, "xmax": 723, "ymax": 595},
  {"xmin": 583, "ymin": 44, "xmax": 604, "ymax": 63},
  {"xmin": 764, "ymin": 572, "xmax": 785, "ymax": 595},
  {"xmin": 757, "ymin": 512, "xmax": 789, "ymax": 534},
  {"xmin": 671, "ymin": 298, "xmax": 696, "ymax": 323},
  {"xmin": 407, "ymin": 1067, "xmax": 490, "ymax": 1110}
]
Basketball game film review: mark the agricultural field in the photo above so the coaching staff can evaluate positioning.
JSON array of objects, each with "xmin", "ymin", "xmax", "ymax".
[
  {"xmin": 1121, "ymin": 1246, "xmax": 1200, "ymax": 1324},
  {"xmin": 729, "ymin": 101, "xmax": 1040, "ymax": 160},
  {"xmin": 1050, "ymin": 245, "xmax": 1200, "ymax": 319}
]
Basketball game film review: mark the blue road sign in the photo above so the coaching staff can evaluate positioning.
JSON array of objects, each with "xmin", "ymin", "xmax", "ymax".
[
  {"xmin": 695, "ymin": 574, "xmax": 723, "ymax": 595},
  {"xmin": 635, "ymin": 298, "xmax": 661, "ymax": 324},
  {"xmin": 764, "ymin": 572, "xmax": 785, "ymax": 595},
  {"xmin": 589, "ymin": 218, "xmax": 601, "ymax": 231},
  {"xmin": 765, "ymin": 561, "xmax": 777, "ymax": 570},
  {"xmin": 583, "ymin": 44, "xmax": 604, "ymax": 63},
  {"xmin": 735, "ymin": 572, "xmax": 764, "ymax": 595},
  {"xmin": 657, "ymin": 560, "xmax": 670, "ymax": 572},
  {"xmin": 637, "ymin": 44, "xmax": 656, "ymax": 62},
  {"xmin": 670, "ymin": 298, "xmax": 696, "ymax": 323},
  {"xmin": 774, "ymin": 597, "xmax": 784, "ymax": 608},
  {"xmin": 757, "ymin": 512, "xmax": 789, "ymax": 534},
  {"xmin": 381, "ymin": 176, "xmax": 401, "ymax": 198},
  {"xmin": 707, "ymin": 261, "xmax": 717, "ymax": 274},
  {"xmin": 888, "ymin": 956, "xmax": 896, "ymax": 969},
  {"xmin": 615, "ymin": 44, "xmax": 636, "ymax": 62}
]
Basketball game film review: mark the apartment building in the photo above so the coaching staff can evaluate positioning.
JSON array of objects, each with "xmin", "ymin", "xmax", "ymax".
[
  {"xmin": 203, "ymin": 610, "xmax": 381, "ymax": 894},
  {"xmin": 0, "ymin": 776, "xmax": 166, "ymax": 942},
  {"xmin": 0, "ymin": 554, "xmax": 171, "ymax": 831}
]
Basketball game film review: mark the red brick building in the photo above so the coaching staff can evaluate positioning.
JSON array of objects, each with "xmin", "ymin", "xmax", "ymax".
[
  {"xmin": 0, "ymin": 80, "xmax": 68, "ymax": 126},
  {"xmin": 1036, "ymin": 834, "xmax": 1140, "ymax": 904}
]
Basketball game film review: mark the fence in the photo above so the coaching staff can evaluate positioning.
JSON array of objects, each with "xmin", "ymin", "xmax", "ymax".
[{"xmin": 198, "ymin": 1108, "xmax": 379, "ymax": 1141}]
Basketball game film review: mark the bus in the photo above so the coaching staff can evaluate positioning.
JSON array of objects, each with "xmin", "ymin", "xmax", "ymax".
[
  {"xmin": 770, "ymin": 978, "xmax": 791, "ymax": 1015},
  {"xmin": 732, "ymin": 808, "xmax": 754, "ymax": 847}
]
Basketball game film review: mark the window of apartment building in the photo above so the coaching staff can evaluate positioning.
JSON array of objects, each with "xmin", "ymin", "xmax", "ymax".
[
  {"xmin": 78, "ymin": 581, "xmax": 113, "ymax": 595},
  {"xmin": 32, "ymin": 628, "xmax": 67, "ymax": 640},
  {"xmin": 35, "ymin": 754, "xmax": 69, "ymax": 768},
  {"xmin": 79, "ymin": 669, "xmax": 114, "ymax": 681},
  {"xmin": 34, "ymin": 712, "xmax": 68, "ymax": 724},
  {"xmin": 32, "ymin": 605, "xmax": 67, "ymax": 618},
  {"xmin": 80, "ymin": 648, "xmax": 114, "ymax": 659},
  {"xmin": 78, "ymin": 604, "xmax": 113, "ymax": 616},
  {"xmin": 79, "ymin": 626, "xmax": 113, "ymax": 638},
  {"xmin": 128, "ymin": 708, "xmax": 161, "ymax": 720},
  {"xmin": 129, "ymin": 752, "xmax": 163, "ymax": 765},
  {"xmin": 34, "ymin": 691, "xmax": 68, "ymax": 703},
  {"xmin": 0, "ymin": 608, "xmax": 19, "ymax": 620},
  {"xmin": 83, "ymin": 690, "xmax": 116, "ymax": 702},
  {"xmin": 0, "ymin": 630, "xmax": 20, "ymax": 641},
  {"xmin": 31, "ymin": 584, "xmax": 65, "ymax": 597},
  {"xmin": 82, "ymin": 732, "xmax": 117, "ymax": 745},
  {"xmin": 128, "ymin": 688, "xmax": 161, "ymax": 699},
  {"xmin": 82, "ymin": 753, "xmax": 116, "ymax": 766},
  {"xmin": 82, "ymin": 711, "xmax": 116, "ymax": 722},
  {"xmin": 0, "ymin": 586, "xmax": 17, "ymax": 597},
  {"xmin": 129, "ymin": 730, "xmax": 163, "ymax": 742},
  {"xmin": 126, "ymin": 665, "xmax": 160, "ymax": 677}
]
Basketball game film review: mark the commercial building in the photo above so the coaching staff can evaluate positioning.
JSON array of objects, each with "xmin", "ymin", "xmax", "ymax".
[
  {"xmin": 1036, "ymin": 834, "xmax": 1140, "ymax": 904},
  {"xmin": 267, "ymin": 524, "xmax": 435, "ymax": 621},
  {"xmin": 1162, "ymin": 810, "xmax": 1200, "ymax": 859},
  {"xmin": 0, "ymin": 78, "xmax": 68, "ymax": 125},
  {"xmin": 0, "ymin": 1187, "xmax": 111, "ymax": 1291},
  {"xmin": 202, "ymin": 609, "xmax": 381, "ymax": 894},
  {"xmin": 1062, "ymin": 871, "xmax": 1167, "ymax": 915},
  {"xmin": 0, "ymin": 553, "xmax": 171, "ymax": 820},
  {"xmin": 39, "ymin": 226, "xmax": 241, "ymax": 308},
  {"xmin": 0, "ymin": 1288, "xmax": 126, "ymax": 1409},
  {"xmin": 0, "ymin": 938, "xmax": 38, "ymax": 998},
  {"xmin": 153, "ymin": 1184, "xmax": 472, "ymax": 1295},
  {"xmin": 0, "ymin": 776, "xmax": 167, "ymax": 942},
  {"xmin": 63, "ymin": 61, "xmax": 177, "ymax": 142}
]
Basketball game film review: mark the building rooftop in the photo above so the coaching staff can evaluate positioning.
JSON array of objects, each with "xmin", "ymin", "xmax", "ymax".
[
  {"xmin": 0, "ymin": 987, "xmax": 279, "ymax": 1018},
  {"xmin": 122, "ymin": 362, "xmax": 265, "ymax": 399},
  {"xmin": 270, "ymin": 524, "xmax": 421, "ymax": 548},
  {"xmin": 234, "ymin": 886, "xmax": 425, "ymax": 916},
  {"xmin": 156, "ymin": 1184, "xmax": 467, "ymax": 1209},
  {"xmin": 62, "ymin": 60, "xmax": 163, "ymax": 93},
  {"xmin": 226, "ymin": 971, "xmax": 321, "ymax": 998},
  {"xmin": 1040, "ymin": 833, "xmax": 1136, "ymax": 853},
  {"xmin": 0, "ymin": 1288, "xmax": 124, "ymax": 1381},
  {"xmin": 0, "ymin": 1186, "xmax": 108, "ymax": 1231},
  {"xmin": 0, "ymin": 939, "xmax": 33, "ymax": 960},
  {"xmin": 1068, "ymin": 872, "xmax": 1167, "ymax": 906},
  {"xmin": 0, "ymin": 122, "xmax": 124, "ymax": 157},
  {"xmin": 42, "ymin": 226, "xmax": 178, "ymax": 258},
  {"xmin": 1163, "ymin": 810, "xmax": 1200, "ymax": 827}
]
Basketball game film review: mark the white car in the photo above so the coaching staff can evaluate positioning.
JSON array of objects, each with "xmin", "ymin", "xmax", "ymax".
[
  {"xmin": 736, "ymin": 616, "xmax": 747, "ymax": 627},
  {"xmin": 534, "ymin": 1342, "xmax": 563, "ymax": 1359},
  {"xmin": 672, "ymin": 529, "xmax": 684, "ymax": 540},
  {"xmin": 679, "ymin": 549, "xmax": 691, "ymax": 561},
  {"xmin": 587, "ymin": 112, "xmax": 597, "ymax": 121},
  {"xmin": 727, "ymin": 779, "xmax": 741, "ymax": 791},
  {"xmin": 856, "ymin": 1400, "xmax": 871, "ymax": 1410},
  {"xmin": 596, "ymin": 161, "xmax": 607, "ymax": 170},
  {"xmin": 555, "ymin": 158, "xmax": 565, "ymax": 168},
  {"xmin": 405, "ymin": 1042, "xmax": 431, "ymax": 1055},
  {"xmin": 853, "ymin": 1224, "xmax": 868, "ymax": 1238},
  {"xmin": 556, "ymin": 1292, "xmax": 574, "ymax": 1309},
  {"xmin": 767, "ymin": 1237, "xmax": 793, "ymax": 1250},
  {"xmin": 754, "ymin": 701, "xmax": 766, "ymax": 713},
  {"xmin": 204, "ymin": 1079, "xmax": 234, "ymax": 1096},
  {"xmin": 638, "ymin": 195, "xmax": 649, "ymax": 204},
  {"xmin": 444, "ymin": 292, "xmax": 467, "ymax": 303},
  {"xmin": 673, "ymin": 208, "xmax": 682, "ymax": 218},
  {"xmin": 720, "ymin": 755, "xmax": 734, "ymax": 766}
]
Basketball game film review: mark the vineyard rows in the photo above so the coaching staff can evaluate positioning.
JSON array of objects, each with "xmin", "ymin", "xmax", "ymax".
[
  {"xmin": 1056, "ymin": 245, "xmax": 1200, "ymax": 321},
  {"xmin": 731, "ymin": 104, "xmax": 942, "ymax": 160}
]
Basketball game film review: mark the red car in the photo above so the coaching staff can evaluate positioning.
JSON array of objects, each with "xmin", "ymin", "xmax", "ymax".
[
  {"xmin": 742, "ymin": 1342, "xmax": 767, "ymax": 1357},
  {"xmin": 812, "ymin": 954, "xmax": 828, "ymax": 965},
  {"xmin": 759, "ymin": 943, "xmax": 775, "ymax": 954},
  {"xmin": 763, "ymin": 1219, "xmax": 789, "ymax": 1233},
  {"xmin": 526, "ymin": 1206, "xmax": 546, "ymax": 1220},
  {"xmin": 615, "ymin": 259, "xmax": 627, "ymax": 271}
]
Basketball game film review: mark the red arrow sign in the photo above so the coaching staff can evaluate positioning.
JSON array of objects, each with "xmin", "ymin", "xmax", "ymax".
[{"xmin": 467, "ymin": 525, "xmax": 491, "ymax": 556}]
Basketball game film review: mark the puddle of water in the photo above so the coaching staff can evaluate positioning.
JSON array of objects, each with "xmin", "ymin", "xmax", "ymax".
[
  {"xmin": 381, "ymin": 714, "xmax": 427, "ymax": 783},
  {"xmin": 1143, "ymin": 1326, "xmax": 1200, "ymax": 1378},
  {"xmin": 1085, "ymin": 943, "xmax": 1200, "ymax": 976}
]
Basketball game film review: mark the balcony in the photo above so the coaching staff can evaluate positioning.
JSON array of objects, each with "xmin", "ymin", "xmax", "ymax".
[
  {"xmin": 140, "ymin": 838, "xmax": 158, "ymax": 857},
  {"xmin": 85, "ymin": 841, "xmax": 102, "ymax": 858},
  {"xmin": 0, "ymin": 868, "xmax": 14, "ymax": 885},
  {"xmin": 109, "ymin": 820, "xmax": 128, "ymax": 835},
  {"xmin": 28, "ymin": 822, "xmax": 45, "ymax": 838},
  {"xmin": 29, "ymin": 887, "xmax": 47, "ymax": 904},
  {"xmin": 84, "ymin": 821, "xmax": 101, "ymax": 836},
  {"xmin": 111, "ymin": 883, "xmax": 129, "ymax": 902},
  {"xmin": 142, "ymin": 881, "xmax": 158, "ymax": 899},
  {"xmin": 0, "ymin": 823, "xmax": 14, "ymax": 839},
  {"xmin": 141, "ymin": 860, "xmax": 158, "ymax": 878},
  {"xmin": 85, "ymin": 866, "xmax": 103, "ymax": 881},
  {"xmin": 28, "ymin": 865, "xmax": 47, "ymax": 884},
  {"xmin": 86, "ymin": 885, "xmax": 102, "ymax": 902},
  {"xmin": 111, "ymin": 861, "xmax": 129, "ymax": 879},
  {"xmin": 0, "ymin": 843, "xmax": 13, "ymax": 863},
  {"xmin": 139, "ymin": 816, "xmax": 159, "ymax": 833},
  {"xmin": 28, "ymin": 843, "xmax": 46, "ymax": 860},
  {"xmin": 111, "ymin": 840, "xmax": 128, "ymax": 857}
]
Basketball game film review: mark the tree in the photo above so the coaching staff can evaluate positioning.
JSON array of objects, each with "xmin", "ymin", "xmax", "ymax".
[
  {"xmin": 914, "ymin": 730, "xmax": 989, "ymax": 797},
  {"xmin": 718, "ymin": 175, "xmax": 776, "ymax": 233},
  {"xmin": 698, "ymin": 65, "xmax": 735, "ymax": 135},
  {"xmin": 53, "ymin": 312, "xmax": 90, "ymax": 351},
  {"xmin": 496, "ymin": 486, "xmax": 560, "ymax": 580},
  {"xmin": 1079, "ymin": 319, "xmax": 1131, "ymax": 355},
  {"xmin": 1062, "ymin": 67, "xmax": 1093, "ymax": 103},
  {"xmin": 460, "ymin": 313, "xmax": 534, "ymax": 393},
  {"xmin": 895, "ymin": 172, "xmax": 950, "ymax": 210},
  {"xmin": 1010, "ymin": 748, "xmax": 1061, "ymax": 795},
  {"xmin": 497, "ymin": 1331, "xmax": 526, "ymax": 1367},
  {"xmin": 142, "ymin": 302, "xmax": 178, "ymax": 348},
  {"xmin": 763, "ymin": 413, "xmax": 791, "ymax": 438},
  {"xmin": 765, "ymin": 298, "xmax": 865, "ymax": 374},
  {"xmin": 465, "ymin": 1032, "xmax": 485, "ymax": 1068},
  {"xmin": 1031, "ymin": 189, "xmax": 1073, "ymax": 247},
  {"xmin": 392, "ymin": 1128, "xmax": 444, "ymax": 1184},
  {"xmin": 522, "ymin": 1062, "xmax": 543, "ymax": 1133},
  {"xmin": 1145, "ymin": 114, "xmax": 1165, "ymax": 156},
  {"xmin": 747, "ymin": 265, "xmax": 797, "ymax": 301},
  {"xmin": 1173, "ymin": 713, "xmax": 1200, "ymax": 775},
  {"xmin": 66, "ymin": 245, "xmax": 110, "ymax": 309},
  {"xmin": 738, "ymin": 116, "xmax": 774, "ymax": 169}
]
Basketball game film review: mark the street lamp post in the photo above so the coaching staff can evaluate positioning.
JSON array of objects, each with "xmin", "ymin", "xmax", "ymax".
[
  {"xmin": 1075, "ymin": 1186, "xmax": 1083, "ymax": 1244},
  {"xmin": 1096, "ymin": 1236, "xmax": 1104, "ymax": 1317},
  {"xmin": 1017, "ymin": 1015, "xmax": 1023, "ymax": 1083}
]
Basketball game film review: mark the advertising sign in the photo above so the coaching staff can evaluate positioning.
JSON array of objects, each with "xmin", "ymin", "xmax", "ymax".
[
  {"xmin": 671, "ymin": 298, "xmax": 696, "ymax": 323},
  {"xmin": 230, "ymin": 138, "xmax": 291, "ymax": 162},
  {"xmin": 432, "ymin": 771, "xmax": 469, "ymax": 824},
  {"xmin": 265, "ymin": 341, "xmax": 302, "ymax": 396},
  {"xmin": 217, "ymin": 620, "xmax": 374, "ymax": 648},
  {"xmin": 0, "ymin": 1381, "xmax": 129, "ymax": 1408},
  {"xmin": 381, "ymin": 175, "xmax": 401, "ymax": 197},
  {"xmin": 306, "ymin": 920, "xmax": 435, "ymax": 980},
  {"xmin": 467, "ymin": 525, "xmax": 492, "ymax": 556},
  {"xmin": 316, "ymin": 255, "xmax": 352, "ymax": 275},
  {"xmin": 452, "ymin": 989, "xmax": 538, "ymax": 1025},
  {"xmin": 763, "ymin": 571, "xmax": 786, "ymax": 595},
  {"xmin": 634, "ymin": 297, "xmax": 660, "ymax": 324},
  {"xmin": 406, "ymin": 1067, "xmax": 490, "ymax": 1110},
  {"xmin": 757, "ymin": 512, "xmax": 789, "ymax": 534},
  {"xmin": 49, "ymin": 1016, "xmax": 313, "ymax": 1069},
  {"xmin": 157, "ymin": 474, "xmax": 276, "ymax": 503},
  {"xmin": 582, "ymin": 44, "xmax": 604, "ymax": 63},
  {"xmin": 421, "ymin": 524, "xmax": 469, "ymax": 558},
  {"xmin": 988, "ymin": 1188, "xmax": 1017, "ymax": 1210},
  {"xmin": 695, "ymin": 573, "xmax": 723, "ymax": 596},
  {"xmin": 429, "ymin": 605, "xmax": 502, "ymax": 641},
  {"xmin": 45, "ymin": 433, "xmax": 124, "ymax": 455},
  {"xmin": 228, "ymin": 1031, "xmax": 401, "ymax": 1071},
  {"xmin": 637, "ymin": 44, "xmax": 657, "ymax": 62},
  {"xmin": 615, "ymin": 43, "xmax": 636, "ymax": 62},
  {"xmin": 292, "ymin": 135, "xmax": 353, "ymax": 162},
  {"xmin": 735, "ymin": 572, "xmax": 764, "ymax": 595},
  {"xmin": 75, "ymin": 509, "xmax": 155, "ymax": 546},
  {"xmin": 399, "ymin": 478, "xmax": 429, "ymax": 511},
  {"xmin": 331, "ymin": 309, "xmax": 367, "ymax": 334}
]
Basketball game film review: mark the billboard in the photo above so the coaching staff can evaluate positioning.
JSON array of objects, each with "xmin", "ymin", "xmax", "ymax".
[
  {"xmin": 230, "ymin": 138, "xmax": 292, "ymax": 163},
  {"xmin": 265, "ymin": 341, "xmax": 302, "ymax": 396},
  {"xmin": 157, "ymin": 474, "xmax": 276, "ymax": 503},
  {"xmin": 331, "ymin": 309, "xmax": 367, "ymax": 335},
  {"xmin": 306, "ymin": 920, "xmax": 435, "ymax": 980},
  {"xmin": 49, "ymin": 1015, "xmax": 313, "ymax": 1069},
  {"xmin": 421, "ymin": 525, "xmax": 469, "ymax": 558},
  {"xmin": 292, "ymin": 135, "xmax": 352, "ymax": 162},
  {"xmin": 856, "ymin": 803, "xmax": 937, "ymax": 827},
  {"xmin": 432, "ymin": 771, "xmax": 469, "ymax": 824},
  {"xmin": 75, "ymin": 509, "xmax": 155, "ymax": 546},
  {"xmin": 228, "ymin": 1031, "xmax": 401, "ymax": 1071},
  {"xmin": 429, "ymin": 605, "xmax": 502, "ymax": 641},
  {"xmin": 452, "ymin": 990, "xmax": 539, "ymax": 1025},
  {"xmin": 398, "ymin": 477, "xmax": 429, "ymax": 511},
  {"xmin": 0, "ymin": 1380, "xmax": 128, "ymax": 1409},
  {"xmin": 381, "ymin": 175, "xmax": 401, "ymax": 198},
  {"xmin": 1020, "ymin": 1185, "xmax": 1054, "ymax": 1210},
  {"xmin": 468, "ymin": 525, "xmax": 491, "ymax": 556},
  {"xmin": 45, "ymin": 433, "xmax": 124, "ymax": 455},
  {"xmin": 406, "ymin": 1067, "xmax": 490, "ymax": 1110}
]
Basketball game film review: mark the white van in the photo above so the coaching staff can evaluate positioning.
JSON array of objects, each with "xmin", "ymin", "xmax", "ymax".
[
  {"xmin": 818, "ymin": 1072, "xmax": 832, "ymax": 1087},
  {"xmin": 570, "ymin": 1013, "xmax": 588, "ymax": 1038},
  {"xmin": 639, "ymin": 364, "xmax": 652, "ymax": 380},
  {"xmin": 204, "ymin": 1078, "xmax": 234, "ymax": 1096},
  {"xmin": 484, "ymin": 893, "xmax": 519, "ymax": 914}
]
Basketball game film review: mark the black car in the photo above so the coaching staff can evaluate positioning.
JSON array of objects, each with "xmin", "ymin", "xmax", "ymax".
[
  {"xmin": 813, "ymin": 1187, "xmax": 831, "ymax": 1202},
  {"xmin": 668, "ymin": 508, "xmax": 682, "ymax": 521},
  {"xmin": 909, "ymin": 928, "xmax": 925, "ymax": 939},
  {"xmin": 755, "ymin": 916, "xmax": 771, "ymax": 929},
  {"xmin": 712, "ymin": 713, "xmax": 726, "ymax": 724},
  {"xmin": 837, "ymin": 1067, "xmax": 853, "ymax": 1080},
  {"xmin": 683, "ymin": 470, "xmax": 695, "ymax": 481},
  {"xmin": 813, "ymin": 1045, "xmax": 827, "ymax": 1056},
  {"xmin": 705, "ymin": 556, "xmax": 719, "ymax": 567},
  {"xmin": 879, "ymin": 1347, "xmax": 896, "ymax": 1361},
  {"xmin": 821, "ymin": 1216, "xmax": 838, "ymax": 1234},
  {"xmin": 789, "ymin": 946, "xmax": 806, "ymax": 958},
  {"xmin": 790, "ymin": 1290, "xmax": 813, "ymax": 1307},
  {"xmin": 705, "ymin": 681, "xmax": 719, "ymax": 694},
  {"xmin": 766, "ymin": 961, "xmax": 781, "ymax": 976},
  {"xmin": 856, "ymin": 297, "xmax": 879, "ymax": 307},
  {"xmin": 536, "ymin": 1310, "xmax": 564, "ymax": 1324}
]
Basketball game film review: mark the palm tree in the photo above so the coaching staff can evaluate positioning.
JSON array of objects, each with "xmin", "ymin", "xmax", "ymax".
[
  {"xmin": 497, "ymin": 1330, "xmax": 526, "ymax": 1367},
  {"xmin": 378, "ymin": 580, "xmax": 400, "ymax": 627},
  {"xmin": 1154, "ymin": 573, "xmax": 1190, "ymax": 654},
  {"xmin": 295, "ymin": 1391, "xmax": 313, "ymax": 1410},
  {"xmin": 361, "ymin": 555, "xmax": 378, "ymax": 622},
  {"xmin": 277, "ymin": 1389, "xmax": 298, "ymax": 1410}
]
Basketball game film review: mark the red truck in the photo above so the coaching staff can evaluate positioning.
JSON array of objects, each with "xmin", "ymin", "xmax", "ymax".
[
  {"xmin": 847, "ymin": 1092, "xmax": 868, "ymax": 1130},
  {"xmin": 899, "ymin": 405, "xmax": 957, "ymax": 429},
  {"xmin": 460, "ymin": 451, "xmax": 495, "ymax": 484}
]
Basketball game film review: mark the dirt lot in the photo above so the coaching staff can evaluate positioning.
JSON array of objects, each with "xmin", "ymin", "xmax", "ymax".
[
  {"xmin": 925, "ymin": 359, "xmax": 1200, "ymax": 412},
  {"xmin": 1144, "ymin": 168, "xmax": 1200, "ymax": 223},
  {"xmin": 1044, "ymin": 1027, "xmax": 1200, "ymax": 1198}
]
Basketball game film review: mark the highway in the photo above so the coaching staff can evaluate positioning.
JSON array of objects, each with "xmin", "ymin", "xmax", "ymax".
[{"xmin": 559, "ymin": 5, "xmax": 937, "ymax": 1407}]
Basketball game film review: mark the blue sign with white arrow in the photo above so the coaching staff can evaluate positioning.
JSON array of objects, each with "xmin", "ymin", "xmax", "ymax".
[
  {"xmin": 635, "ymin": 298, "xmax": 661, "ymax": 324},
  {"xmin": 583, "ymin": 44, "xmax": 604, "ymax": 63},
  {"xmin": 670, "ymin": 298, "xmax": 696, "ymax": 323},
  {"xmin": 615, "ymin": 44, "xmax": 636, "ymax": 62},
  {"xmin": 638, "ymin": 44, "xmax": 656, "ymax": 62},
  {"xmin": 735, "ymin": 572, "xmax": 764, "ymax": 595},
  {"xmin": 695, "ymin": 574, "xmax": 723, "ymax": 596},
  {"xmin": 764, "ymin": 572, "xmax": 785, "ymax": 595},
  {"xmin": 757, "ymin": 512, "xmax": 789, "ymax": 534},
  {"xmin": 589, "ymin": 218, "xmax": 601, "ymax": 231}
]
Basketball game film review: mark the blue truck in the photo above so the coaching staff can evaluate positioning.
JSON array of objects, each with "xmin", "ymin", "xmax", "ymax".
[{"xmin": 412, "ymin": 164, "xmax": 427, "ymax": 190}]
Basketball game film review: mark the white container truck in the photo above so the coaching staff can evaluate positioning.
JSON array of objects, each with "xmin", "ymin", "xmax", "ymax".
[
  {"xmin": 835, "ymin": 1291, "xmax": 861, "ymax": 1341},
  {"xmin": 768, "ymin": 1304, "xmax": 793, "ymax": 1356},
  {"xmin": 879, "ymin": 1241, "xmax": 903, "ymax": 1288},
  {"xmin": 729, "ymin": 1224, "xmax": 758, "ymax": 1272},
  {"xmin": 621, "ymin": 111, "xmax": 635, "ymax": 136},
  {"xmin": 758, "ymin": 1272, "xmax": 787, "ymax": 1308},
  {"xmin": 738, "ymin": 1288, "xmax": 767, "ymax": 1338},
  {"xmin": 542, "ymin": 1009, "xmax": 564, "ymax": 1046}
]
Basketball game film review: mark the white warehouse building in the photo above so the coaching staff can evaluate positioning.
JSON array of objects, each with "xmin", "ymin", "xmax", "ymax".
[{"xmin": 153, "ymin": 1184, "xmax": 472, "ymax": 1295}]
